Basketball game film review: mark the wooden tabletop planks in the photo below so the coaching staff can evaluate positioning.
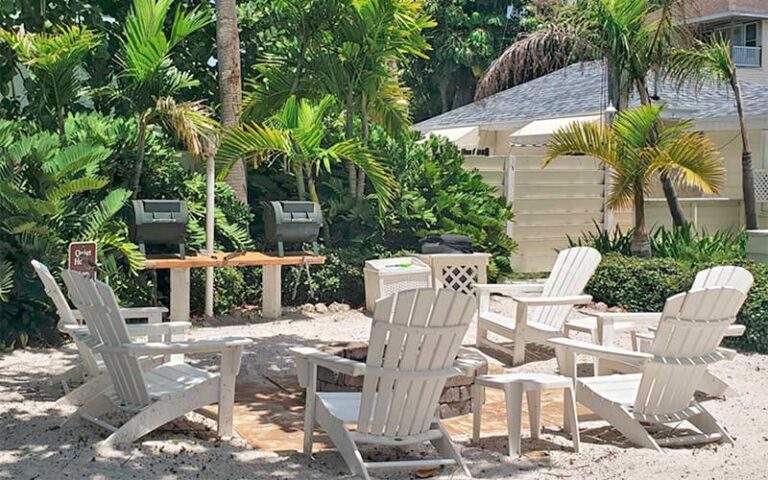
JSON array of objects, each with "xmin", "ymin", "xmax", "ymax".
[{"xmin": 142, "ymin": 252, "xmax": 325, "ymax": 270}]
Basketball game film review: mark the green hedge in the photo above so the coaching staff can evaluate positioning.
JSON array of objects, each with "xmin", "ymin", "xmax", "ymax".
[{"xmin": 585, "ymin": 254, "xmax": 768, "ymax": 353}]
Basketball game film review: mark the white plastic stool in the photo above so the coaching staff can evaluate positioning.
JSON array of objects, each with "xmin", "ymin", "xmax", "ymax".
[{"xmin": 472, "ymin": 373, "xmax": 580, "ymax": 456}]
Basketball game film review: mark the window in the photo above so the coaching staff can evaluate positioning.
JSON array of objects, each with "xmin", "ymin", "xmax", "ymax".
[{"xmin": 745, "ymin": 22, "xmax": 758, "ymax": 47}]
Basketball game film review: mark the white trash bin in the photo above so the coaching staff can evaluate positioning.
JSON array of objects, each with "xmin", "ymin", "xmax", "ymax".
[{"xmin": 364, "ymin": 257, "xmax": 431, "ymax": 312}]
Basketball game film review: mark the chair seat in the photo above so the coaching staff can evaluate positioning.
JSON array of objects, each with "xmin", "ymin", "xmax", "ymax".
[
  {"xmin": 578, "ymin": 373, "xmax": 642, "ymax": 406},
  {"xmin": 317, "ymin": 392, "xmax": 367, "ymax": 424},
  {"xmin": 480, "ymin": 312, "xmax": 560, "ymax": 334},
  {"xmin": 145, "ymin": 364, "xmax": 218, "ymax": 400}
]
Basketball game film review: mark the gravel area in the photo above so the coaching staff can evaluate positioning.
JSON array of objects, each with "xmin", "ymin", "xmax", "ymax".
[{"xmin": 1, "ymin": 295, "xmax": 767, "ymax": 479}]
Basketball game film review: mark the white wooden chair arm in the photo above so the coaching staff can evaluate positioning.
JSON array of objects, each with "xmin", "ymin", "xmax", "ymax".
[
  {"xmin": 473, "ymin": 283, "xmax": 545, "ymax": 295},
  {"xmin": 99, "ymin": 337, "xmax": 252, "ymax": 355},
  {"xmin": 511, "ymin": 294, "xmax": 592, "ymax": 307},
  {"xmin": 726, "ymin": 324, "xmax": 745, "ymax": 337},
  {"xmin": 72, "ymin": 306, "xmax": 168, "ymax": 322},
  {"xmin": 549, "ymin": 337, "xmax": 654, "ymax": 365},
  {"xmin": 290, "ymin": 347, "xmax": 367, "ymax": 377},
  {"xmin": 63, "ymin": 321, "xmax": 191, "ymax": 337}
]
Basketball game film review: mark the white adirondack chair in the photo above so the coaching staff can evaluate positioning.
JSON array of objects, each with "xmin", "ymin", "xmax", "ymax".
[
  {"xmin": 475, "ymin": 247, "xmax": 601, "ymax": 365},
  {"xmin": 598, "ymin": 266, "xmax": 754, "ymax": 396},
  {"xmin": 61, "ymin": 270, "xmax": 251, "ymax": 446},
  {"xmin": 550, "ymin": 286, "xmax": 748, "ymax": 451},
  {"xmin": 31, "ymin": 260, "xmax": 190, "ymax": 407},
  {"xmin": 292, "ymin": 288, "xmax": 475, "ymax": 479}
]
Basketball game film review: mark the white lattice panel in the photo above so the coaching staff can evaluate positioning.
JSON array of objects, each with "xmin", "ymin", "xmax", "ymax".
[
  {"xmin": 440, "ymin": 265, "xmax": 480, "ymax": 295},
  {"xmin": 417, "ymin": 254, "xmax": 491, "ymax": 297},
  {"xmin": 755, "ymin": 170, "xmax": 768, "ymax": 202}
]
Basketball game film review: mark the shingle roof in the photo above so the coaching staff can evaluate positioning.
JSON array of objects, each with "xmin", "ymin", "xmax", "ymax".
[{"xmin": 415, "ymin": 61, "xmax": 768, "ymax": 129}]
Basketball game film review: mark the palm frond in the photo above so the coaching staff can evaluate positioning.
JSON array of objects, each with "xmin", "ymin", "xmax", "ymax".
[
  {"xmin": 46, "ymin": 176, "xmax": 109, "ymax": 201},
  {"xmin": 83, "ymin": 189, "xmax": 132, "ymax": 239},
  {"xmin": 215, "ymin": 123, "xmax": 288, "ymax": 179},
  {"xmin": 475, "ymin": 25, "xmax": 597, "ymax": 100},
  {"xmin": 152, "ymin": 97, "xmax": 218, "ymax": 157},
  {"xmin": 665, "ymin": 38, "xmax": 734, "ymax": 92},
  {"xmin": 0, "ymin": 260, "xmax": 13, "ymax": 303}
]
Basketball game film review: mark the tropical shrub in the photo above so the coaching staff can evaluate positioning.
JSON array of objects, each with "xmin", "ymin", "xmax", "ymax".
[
  {"xmin": 328, "ymin": 133, "xmax": 517, "ymax": 281},
  {"xmin": 585, "ymin": 254, "xmax": 695, "ymax": 312},
  {"xmin": 569, "ymin": 223, "xmax": 746, "ymax": 266},
  {"xmin": 0, "ymin": 119, "xmax": 141, "ymax": 344},
  {"xmin": 586, "ymin": 254, "xmax": 768, "ymax": 354}
]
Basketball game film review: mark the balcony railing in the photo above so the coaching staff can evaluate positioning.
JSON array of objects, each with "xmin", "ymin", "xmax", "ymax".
[{"xmin": 733, "ymin": 45, "xmax": 762, "ymax": 67}]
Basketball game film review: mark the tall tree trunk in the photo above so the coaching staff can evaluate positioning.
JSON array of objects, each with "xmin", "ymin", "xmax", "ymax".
[
  {"xmin": 216, "ymin": 0, "xmax": 247, "ymax": 204},
  {"xmin": 131, "ymin": 116, "xmax": 147, "ymax": 199},
  {"xmin": 636, "ymin": 78, "xmax": 686, "ymax": 227},
  {"xmin": 731, "ymin": 72, "xmax": 758, "ymax": 230},
  {"xmin": 345, "ymin": 92, "xmax": 357, "ymax": 196},
  {"xmin": 631, "ymin": 183, "xmax": 651, "ymax": 257},
  {"xmin": 294, "ymin": 162, "xmax": 307, "ymax": 201}
]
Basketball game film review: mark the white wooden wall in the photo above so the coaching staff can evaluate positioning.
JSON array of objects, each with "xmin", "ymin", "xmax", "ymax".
[{"xmin": 507, "ymin": 147, "xmax": 606, "ymax": 273}]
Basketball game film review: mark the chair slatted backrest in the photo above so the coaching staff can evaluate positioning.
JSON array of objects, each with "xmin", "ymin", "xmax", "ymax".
[
  {"xmin": 633, "ymin": 287, "xmax": 747, "ymax": 417},
  {"xmin": 62, "ymin": 270, "xmax": 151, "ymax": 409},
  {"xmin": 692, "ymin": 266, "xmax": 754, "ymax": 293},
  {"xmin": 531, "ymin": 247, "xmax": 601, "ymax": 328},
  {"xmin": 31, "ymin": 260, "xmax": 101, "ymax": 376},
  {"xmin": 357, "ymin": 288, "xmax": 475, "ymax": 438}
]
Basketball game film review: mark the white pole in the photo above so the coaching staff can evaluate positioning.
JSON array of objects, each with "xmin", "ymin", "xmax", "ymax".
[{"xmin": 205, "ymin": 154, "xmax": 215, "ymax": 318}]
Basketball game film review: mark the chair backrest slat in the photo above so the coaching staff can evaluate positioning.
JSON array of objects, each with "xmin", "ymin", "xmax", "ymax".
[
  {"xmin": 357, "ymin": 288, "xmax": 474, "ymax": 438},
  {"xmin": 532, "ymin": 247, "xmax": 601, "ymax": 327},
  {"xmin": 62, "ymin": 270, "xmax": 150, "ymax": 408},
  {"xmin": 31, "ymin": 260, "xmax": 101, "ymax": 376},
  {"xmin": 634, "ymin": 287, "xmax": 747, "ymax": 416},
  {"xmin": 692, "ymin": 266, "xmax": 753, "ymax": 293}
]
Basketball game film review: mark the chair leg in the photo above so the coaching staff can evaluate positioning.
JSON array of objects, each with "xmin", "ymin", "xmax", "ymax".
[
  {"xmin": 101, "ymin": 385, "xmax": 218, "ymax": 447},
  {"xmin": 512, "ymin": 337, "xmax": 526, "ymax": 366},
  {"xmin": 504, "ymin": 384, "xmax": 524, "ymax": 456},
  {"xmin": 54, "ymin": 373, "xmax": 111, "ymax": 408},
  {"xmin": 587, "ymin": 396, "xmax": 661, "ymax": 452},
  {"xmin": 564, "ymin": 386, "xmax": 580, "ymax": 453},
  {"xmin": 472, "ymin": 384, "xmax": 483, "ymax": 445},
  {"xmin": 697, "ymin": 370, "xmax": 733, "ymax": 398},
  {"xmin": 63, "ymin": 393, "xmax": 116, "ymax": 428},
  {"xmin": 526, "ymin": 390, "xmax": 541, "ymax": 440},
  {"xmin": 304, "ymin": 363, "xmax": 318, "ymax": 455},
  {"xmin": 432, "ymin": 421, "xmax": 471, "ymax": 478},
  {"xmin": 317, "ymin": 408, "xmax": 369, "ymax": 480},
  {"xmin": 688, "ymin": 404, "xmax": 734, "ymax": 445}
]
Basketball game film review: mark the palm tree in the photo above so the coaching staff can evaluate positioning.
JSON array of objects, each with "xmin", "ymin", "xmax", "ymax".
[
  {"xmin": 544, "ymin": 104, "xmax": 725, "ymax": 256},
  {"xmin": 0, "ymin": 25, "xmax": 100, "ymax": 138},
  {"xmin": 111, "ymin": 0, "xmax": 217, "ymax": 198},
  {"xmin": 215, "ymin": 95, "xmax": 395, "ymax": 208},
  {"xmin": 666, "ymin": 38, "xmax": 757, "ymax": 229},
  {"xmin": 243, "ymin": 0, "xmax": 433, "ymax": 199},
  {"xmin": 215, "ymin": 0, "xmax": 247, "ymax": 204},
  {"xmin": 475, "ymin": 0, "xmax": 692, "ymax": 225}
]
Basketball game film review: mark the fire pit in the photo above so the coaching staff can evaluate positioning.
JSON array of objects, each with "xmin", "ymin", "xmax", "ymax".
[{"xmin": 316, "ymin": 342, "xmax": 488, "ymax": 418}]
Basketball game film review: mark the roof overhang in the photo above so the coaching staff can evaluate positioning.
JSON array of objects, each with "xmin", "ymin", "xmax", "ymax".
[
  {"xmin": 419, "ymin": 126, "xmax": 480, "ymax": 149},
  {"xmin": 686, "ymin": 12, "xmax": 768, "ymax": 25},
  {"xmin": 509, "ymin": 115, "xmax": 602, "ymax": 146}
]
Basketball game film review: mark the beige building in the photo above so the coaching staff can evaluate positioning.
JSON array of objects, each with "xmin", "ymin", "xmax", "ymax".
[{"xmin": 414, "ymin": 60, "xmax": 768, "ymax": 272}]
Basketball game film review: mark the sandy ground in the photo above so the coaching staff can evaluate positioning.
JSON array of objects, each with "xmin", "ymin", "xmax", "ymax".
[{"xmin": 2, "ymin": 296, "xmax": 768, "ymax": 480}]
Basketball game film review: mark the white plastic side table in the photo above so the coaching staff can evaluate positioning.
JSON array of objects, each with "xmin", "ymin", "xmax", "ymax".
[{"xmin": 472, "ymin": 372, "xmax": 580, "ymax": 456}]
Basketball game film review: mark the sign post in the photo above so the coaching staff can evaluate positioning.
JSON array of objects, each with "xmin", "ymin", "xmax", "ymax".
[{"xmin": 68, "ymin": 242, "xmax": 98, "ymax": 279}]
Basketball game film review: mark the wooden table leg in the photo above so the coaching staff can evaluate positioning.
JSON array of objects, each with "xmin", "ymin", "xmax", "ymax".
[
  {"xmin": 262, "ymin": 265, "xmax": 282, "ymax": 319},
  {"xmin": 169, "ymin": 267, "xmax": 191, "ymax": 322},
  {"xmin": 169, "ymin": 267, "xmax": 190, "ymax": 363}
]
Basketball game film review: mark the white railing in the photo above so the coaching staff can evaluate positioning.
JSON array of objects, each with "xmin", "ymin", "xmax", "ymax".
[{"xmin": 733, "ymin": 46, "xmax": 762, "ymax": 67}]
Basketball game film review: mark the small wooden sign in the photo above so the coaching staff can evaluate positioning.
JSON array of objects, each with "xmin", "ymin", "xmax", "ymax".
[{"xmin": 68, "ymin": 242, "xmax": 98, "ymax": 279}]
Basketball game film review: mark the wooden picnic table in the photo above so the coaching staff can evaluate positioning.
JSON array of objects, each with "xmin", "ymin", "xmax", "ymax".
[{"xmin": 143, "ymin": 252, "xmax": 325, "ymax": 321}]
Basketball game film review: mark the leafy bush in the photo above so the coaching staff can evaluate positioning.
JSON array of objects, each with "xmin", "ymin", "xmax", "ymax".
[
  {"xmin": 325, "ymin": 132, "xmax": 517, "ymax": 281},
  {"xmin": 587, "ymin": 255, "xmax": 768, "ymax": 353},
  {"xmin": 585, "ymin": 255, "xmax": 695, "ymax": 312},
  {"xmin": 283, "ymin": 245, "xmax": 385, "ymax": 307},
  {"xmin": 0, "ymin": 118, "xmax": 141, "ymax": 344},
  {"xmin": 190, "ymin": 267, "xmax": 263, "ymax": 315},
  {"xmin": 569, "ymin": 223, "xmax": 745, "ymax": 266}
]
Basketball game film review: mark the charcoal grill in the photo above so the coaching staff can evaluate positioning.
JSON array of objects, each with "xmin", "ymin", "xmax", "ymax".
[
  {"xmin": 130, "ymin": 199, "xmax": 188, "ymax": 258},
  {"xmin": 263, "ymin": 201, "xmax": 323, "ymax": 256}
]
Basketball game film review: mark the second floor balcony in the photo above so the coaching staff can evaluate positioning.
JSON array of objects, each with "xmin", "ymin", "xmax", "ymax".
[{"xmin": 733, "ymin": 45, "xmax": 762, "ymax": 68}]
